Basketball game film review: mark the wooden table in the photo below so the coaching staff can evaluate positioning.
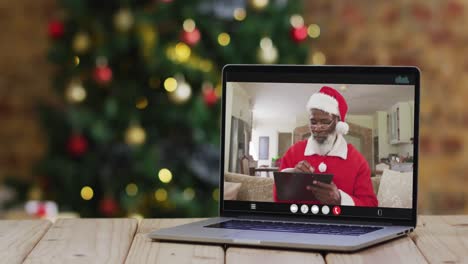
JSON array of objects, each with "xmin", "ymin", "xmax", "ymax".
[{"xmin": 1, "ymin": 215, "xmax": 467, "ymax": 263}]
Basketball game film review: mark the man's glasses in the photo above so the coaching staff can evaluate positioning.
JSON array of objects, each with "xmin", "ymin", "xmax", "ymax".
[{"xmin": 310, "ymin": 119, "xmax": 336, "ymax": 130}]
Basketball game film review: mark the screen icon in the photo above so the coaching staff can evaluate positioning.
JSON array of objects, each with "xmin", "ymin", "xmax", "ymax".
[
  {"xmin": 300, "ymin": 204, "xmax": 309, "ymax": 214},
  {"xmin": 332, "ymin": 206, "xmax": 341, "ymax": 215},
  {"xmin": 321, "ymin": 205, "xmax": 330, "ymax": 215},
  {"xmin": 311, "ymin": 205, "xmax": 319, "ymax": 214},
  {"xmin": 250, "ymin": 203, "xmax": 256, "ymax": 210},
  {"xmin": 290, "ymin": 204, "xmax": 298, "ymax": 213},
  {"xmin": 377, "ymin": 209, "xmax": 383, "ymax": 216},
  {"xmin": 395, "ymin": 75, "xmax": 409, "ymax": 84}
]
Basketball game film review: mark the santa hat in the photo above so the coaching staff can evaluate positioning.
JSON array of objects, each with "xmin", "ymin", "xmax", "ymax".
[{"xmin": 306, "ymin": 86, "xmax": 349, "ymax": 135}]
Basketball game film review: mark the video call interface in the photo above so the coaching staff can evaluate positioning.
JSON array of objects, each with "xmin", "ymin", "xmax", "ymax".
[{"xmin": 223, "ymin": 74, "xmax": 417, "ymax": 220}]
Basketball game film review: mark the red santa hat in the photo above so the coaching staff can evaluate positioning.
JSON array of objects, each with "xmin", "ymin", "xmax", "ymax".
[{"xmin": 306, "ymin": 86, "xmax": 349, "ymax": 135}]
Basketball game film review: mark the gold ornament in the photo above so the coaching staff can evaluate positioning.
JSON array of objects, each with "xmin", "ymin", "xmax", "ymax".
[
  {"xmin": 65, "ymin": 80, "xmax": 86, "ymax": 103},
  {"xmin": 114, "ymin": 8, "xmax": 134, "ymax": 32},
  {"xmin": 309, "ymin": 51, "xmax": 326, "ymax": 65},
  {"xmin": 154, "ymin": 188, "xmax": 168, "ymax": 202},
  {"xmin": 137, "ymin": 23, "xmax": 158, "ymax": 59},
  {"xmin": 125, "ymin": 124, "xmax": 146, "ymax": 146},
  {"xmin": 126, "ymin": 183, "xmax": 138, "ymax": 196},
  {"xmin": 169, "ymin": 80, "xmax": 192, "ymax": 104},
  {"xmin": 73, "ymin": 32, "xmax": 91, "ymax": 54},
  {"xmin": 217, "ymin": 33, "xmax": 230, "ymax": 46},
  {"xmin": 81, "ymin": 186, "xmax": 94, "ymax": 200},
  {"xmin": 136, "ymin": 97, "xmax": 148, "ymax": 109},
  {"xmin": 308, "ymin": 24, "xmax": 321, "ymax": 38}
]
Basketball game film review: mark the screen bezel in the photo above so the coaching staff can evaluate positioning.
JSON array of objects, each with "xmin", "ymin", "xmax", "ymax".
[{"xmin": 219, "ymin": 64, "xmax": 420, "ymax": 227}]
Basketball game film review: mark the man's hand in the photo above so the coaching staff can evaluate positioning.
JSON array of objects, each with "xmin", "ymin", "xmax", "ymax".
[
  {"xmin": 306, "ymin": 181, "xmax": 341, "ymax": 205},
  {"xmin": 293, "ymin": 160, "xmax": 315, "ymax": 173}
]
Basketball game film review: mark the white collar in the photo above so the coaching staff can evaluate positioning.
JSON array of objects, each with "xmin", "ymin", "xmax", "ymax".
[{"xmin": 304, "ymin": 134, "xmax": 348, "ymax": 159}]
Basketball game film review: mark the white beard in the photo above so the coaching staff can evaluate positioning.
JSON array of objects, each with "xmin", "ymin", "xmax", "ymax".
[{"xmin": 312, "ymin": 131, "xmax": 337, "ymax": 156}]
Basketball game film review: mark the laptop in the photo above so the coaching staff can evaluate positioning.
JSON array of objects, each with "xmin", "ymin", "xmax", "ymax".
[{"xmin": 148, "ymin": 65, "xmax": 420, "ymax": 251}]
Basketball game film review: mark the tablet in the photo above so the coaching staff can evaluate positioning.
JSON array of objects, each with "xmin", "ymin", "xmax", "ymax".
[{"xmin": 273, "ymin": 172, "xmax": 334, "ymax": 201}]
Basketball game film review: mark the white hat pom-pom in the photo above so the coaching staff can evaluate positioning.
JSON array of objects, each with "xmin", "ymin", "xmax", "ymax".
[
  {"xmin": 336, "ymin": 121, "xmax": 349, "ymax": 135},
  {"xmin": 318, "ymin": 162, "xmax": 327, "ymax": 173}
]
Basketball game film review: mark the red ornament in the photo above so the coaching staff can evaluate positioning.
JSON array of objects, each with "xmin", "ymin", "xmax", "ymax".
[
  {"xmin": 48, "ymin": 20, "xmax": 65, "ymax": 39},
  {"xmin": 290, "ymin": 26, "xmax": 308, "ymax": 43},
  {"xmin": 180, "ymin": 28, "xmax": 201, "ymax": 46},
  {"xmin": 93, "ymin": 65, "xmax": 113, "ymax": 85},
  {"xmin": 203, "ymin": 89, "xmax": 218, "ymax": 107},
  {"xmin": 99, "ymin": 197, "xmax": 119, "ymax": 216},
  {"xmin": 67, "ymin": 134, "xmax": 88, "ymax": 157}
]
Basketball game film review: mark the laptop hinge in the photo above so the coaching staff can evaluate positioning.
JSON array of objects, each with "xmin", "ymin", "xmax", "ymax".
[{"xmin": 235, "ymin": 215, "xmax": 395, "ymax": 226}]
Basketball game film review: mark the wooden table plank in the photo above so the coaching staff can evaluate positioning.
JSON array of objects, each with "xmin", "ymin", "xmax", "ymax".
[
  {"xmin": 226, "ymin": 247, "xmax": 325, "ymax": 264},
  {"xmin": 411, "ymin": 215, "xmax": 468, "ymax": 263},
  {"xmin": 23, "ymin": 218, "xmax": 137, "ymax": 264},
  {"xmin": 326, "ymin": 236, "xmax": 427, "ymax": 264},
  {"xmin": 125, "ymin": 218, "xmax": 224, "ymax": 264},
  {"xmin": 0, "ymin": 220, "xmax": 51, "ymax": 264}
]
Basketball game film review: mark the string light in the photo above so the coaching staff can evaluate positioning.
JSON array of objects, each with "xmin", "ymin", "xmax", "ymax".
[
  {"xmin": 260, "ymin": 37, "xmax": 272, "ymax": 49},
  {"xmin": 126, "ymin": 183, "xmax": 138, "ymax": 196},
  {"xmin": 164, "ymin": 77, "xmax": 177, "ymax": 92},
  {"xmin": 169, "ymin": 79, "xmax": 192, "ymax": 104},
  {"xmin": 251, "ymin": 0, "xmax": 269, "ymax": 10},
  {"xmin": 233, "ymin": 8, "xmax": 246, "ymax": 21},
  {"xmin": 65, "ymin": 81, "xmax": 86, "ymax": 103},
  {"xmin": 74, "ymin": 56, "xmax": 80, "ymax": 66},
  {"xmin": 217, "ymin": 33, "xmax": 230, "ymax": 46},
  {"xmin": 183, "ymin": 19, "xmax": 196, "ymax": 32},
  {"xmin": 155, "ymin": 188, "xmax": 168, "ymax": 202},
  {"xmin": 290, "ymin": 14, "xmax": 304, "ymax": 28},
  {"xmin": 307, "ymin": 24, "xmax": 320, "ymax": 38},
  {"xmin": 81, "ymin": 186, "xmax": 94, "ymax": 200},
  {"xmin": 258, "ymin": 37, "xmax": 278, "ymax": 64},
  {"xmin": 125, "ymin": 124, "xmax": 146, "ymax": 146},
  {"xmin": 158, "ymin": 168, "xmax": 173, "ymax": 183},
  {"xmin": 183, "ymin": 187, "xmax": 195, "ymax": 200},
  {"xmin": 312, "ymin": 51, "xmax": 326, "ymax": 65},
  {"xmin": 175, "ymin": 42, "xmax": 191, "ymax": 62},
  {"xmin": 212, "ymin": 188, "xmax": 219, "ymax": 201}
]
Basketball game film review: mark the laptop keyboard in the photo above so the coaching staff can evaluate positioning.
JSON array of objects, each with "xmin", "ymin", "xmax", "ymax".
[{"xmin": 205, "ymin": 220, "xmax": 382, "ymax": 236}]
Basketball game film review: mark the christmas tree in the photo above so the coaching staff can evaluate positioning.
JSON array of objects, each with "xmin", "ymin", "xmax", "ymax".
[{"xmin": 38, "ymin": 0, "xmax": 310, "ymax": 217}]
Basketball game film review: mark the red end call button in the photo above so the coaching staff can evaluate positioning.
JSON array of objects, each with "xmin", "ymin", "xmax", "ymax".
[{"xmin": 332, "ymin": 206, "xmax": 341, "ymax": 215}]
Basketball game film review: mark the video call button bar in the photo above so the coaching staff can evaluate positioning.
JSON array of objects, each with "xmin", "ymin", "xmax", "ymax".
[{"xmin": 226, "ymin": 72, "xmax": 416, "ymax": 85}]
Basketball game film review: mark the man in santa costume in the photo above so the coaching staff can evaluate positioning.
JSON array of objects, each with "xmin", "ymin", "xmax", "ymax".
[{"xmin": 274, "ymin": 86, "xmax": 378, "ymax": 207}]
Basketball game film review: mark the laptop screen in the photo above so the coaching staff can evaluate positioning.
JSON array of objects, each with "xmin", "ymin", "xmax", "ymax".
[{"xmin": 221, "ymin": 65, "xmax": 419, "ymax": 222}]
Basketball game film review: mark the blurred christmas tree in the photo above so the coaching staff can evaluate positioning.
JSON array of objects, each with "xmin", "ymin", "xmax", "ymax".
[{"xmin": 36, "ymin": 0, "xmax": 310, "ymax": 217}]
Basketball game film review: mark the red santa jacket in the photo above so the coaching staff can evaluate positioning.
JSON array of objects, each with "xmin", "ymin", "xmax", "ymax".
[{"xmin": 274, "ymin": 136, "xmax": 378, "ymax": 207}]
